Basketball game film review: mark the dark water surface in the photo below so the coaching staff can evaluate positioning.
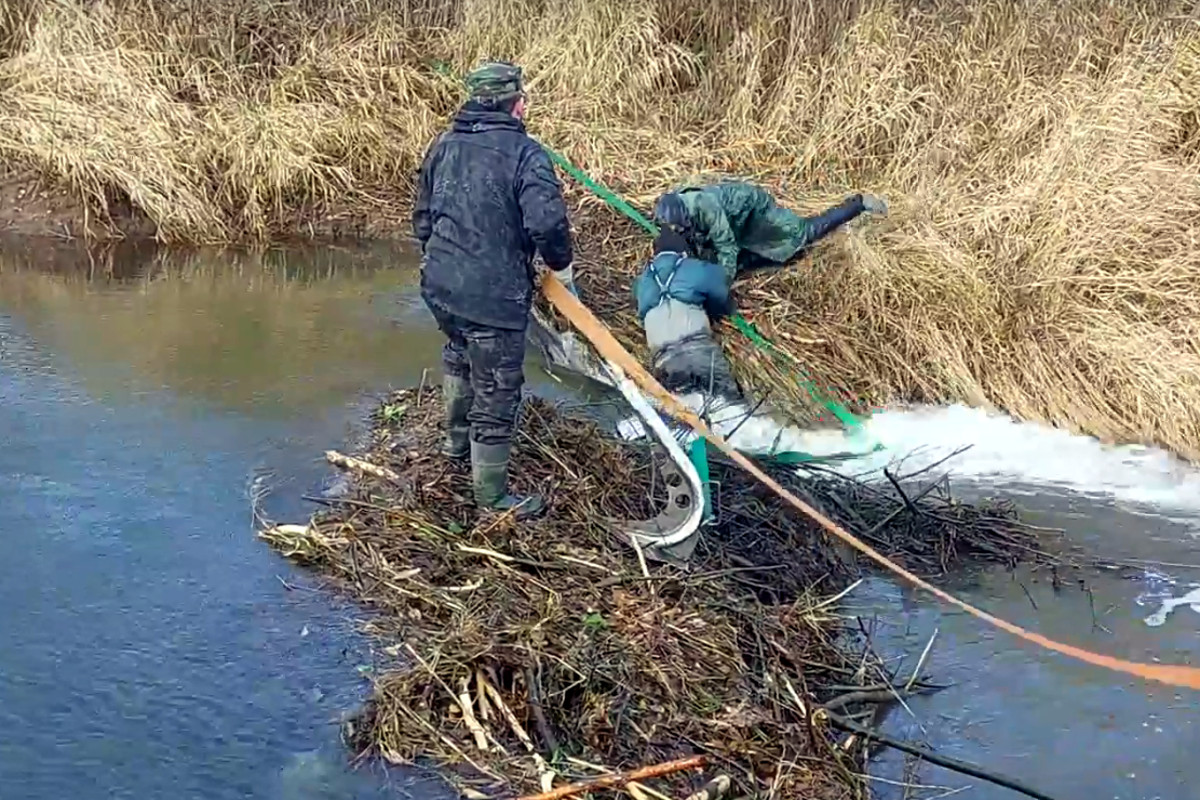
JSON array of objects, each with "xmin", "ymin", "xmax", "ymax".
[
  {"xmin": 2, "ymin": 237, "xmax": 1199, "ymax": 800},
  {"xmin": 862, "ymin": 486, "xmax": 1200, "ymax": 800},
  {"xmin": 0, "ymin": 239, "xmax": 474, "ymax": 799}
]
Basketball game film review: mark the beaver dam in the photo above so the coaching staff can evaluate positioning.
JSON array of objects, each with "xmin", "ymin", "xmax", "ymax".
[{"xmin": 260, "ymin": 387, "xmax": 1074, "ymax": 799}]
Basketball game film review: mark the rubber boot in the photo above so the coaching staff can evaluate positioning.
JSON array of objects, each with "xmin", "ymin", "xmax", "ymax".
[
  {"xmin": 471, "ymin": 440, "xmax": 545, "ymax": 519},
  {"xmin": 441, "ymin": 374, "xmax": 472, "ymax": 460}
]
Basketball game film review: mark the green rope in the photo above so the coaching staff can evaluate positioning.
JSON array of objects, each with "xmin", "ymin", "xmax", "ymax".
[
  {"xmin": 537, "ymin": 142, "xmax": 870, "ymax": 432},
  {"xmin": 434, "ymin": 61, "xmax": 871, "ymax": 437},
  {"xmin": 542, "ymin": 148, "xmax": 658, "ymax": 236}
]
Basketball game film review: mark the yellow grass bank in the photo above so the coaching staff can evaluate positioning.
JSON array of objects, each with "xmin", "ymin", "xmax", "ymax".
[{"xmin": 3, "ymin": 0, "xmax": 1199, "ymax": 462}]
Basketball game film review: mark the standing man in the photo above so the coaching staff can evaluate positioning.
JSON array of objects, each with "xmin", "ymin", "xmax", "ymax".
[{"xmin": 413, "ymin": 60, "xmax": 578, "ymax": 519}]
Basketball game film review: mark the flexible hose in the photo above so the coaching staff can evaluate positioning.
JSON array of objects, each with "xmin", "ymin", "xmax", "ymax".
[{"xmin": 541, "ymin": 272, "xmax": 1200, "ymax": 691}]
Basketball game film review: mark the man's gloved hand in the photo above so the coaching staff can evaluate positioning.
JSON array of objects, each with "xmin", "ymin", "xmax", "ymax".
[
  {"xmin": 553, "ymin": 263, "xmax": 579, "ymax": 298},
  {"xmin": 862, "ymin": 194, "xmax": 888, "ymax": 216}
]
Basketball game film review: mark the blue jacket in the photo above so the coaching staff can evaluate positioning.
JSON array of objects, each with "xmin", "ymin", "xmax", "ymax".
[{"xmin": 632, "ymin": 251, "xmax": 734, "ymax": 322}]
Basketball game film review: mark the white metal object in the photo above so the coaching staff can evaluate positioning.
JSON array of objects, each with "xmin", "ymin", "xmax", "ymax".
[
  {"xmin": 529, "ymin": 308, "xmax": 704, "ymax": 561},
  {"xmin": 601, "ymin": 359, "xmax": 706, "ymax": 556}
]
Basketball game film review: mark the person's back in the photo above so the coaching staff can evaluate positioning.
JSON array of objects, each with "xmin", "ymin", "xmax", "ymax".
[
  {"xmin": 415, "ymin": 92, "xmax": 573, "ymax": 331},
  {"xmin": 634, "ymin": 250, "xmax": 730, "ymax": 353},
  {"xmin": 412, "ymin": 61, "xmax": 576, "ymax": 519},
  {"xmin": 652, "ymin": 181, "xmax": 889, "ymax": 280},
  {"xmin": 632, "ymin": 228, "xmax": 741, "ymax": 399},
  {"xmin": 678, "ymin": 181, "xmax": 768, "ymax": 236}
]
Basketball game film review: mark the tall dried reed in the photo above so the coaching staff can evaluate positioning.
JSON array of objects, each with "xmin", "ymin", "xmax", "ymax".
[{"xmin": 3, "ymin": 0, "xmax": 1199, "ymax": 459}]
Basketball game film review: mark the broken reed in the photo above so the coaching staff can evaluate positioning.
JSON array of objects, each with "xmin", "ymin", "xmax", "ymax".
[{"xmin": 4, "ymin": 0, "xmax": 1200, "ymax": 462}]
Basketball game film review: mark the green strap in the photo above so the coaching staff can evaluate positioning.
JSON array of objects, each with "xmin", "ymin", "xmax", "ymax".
[
  {"xmin": 435, "ymin": 61, "xmax": 868, "ymax": 431},
  {"xmin": 537, "ymin": 142, "xmax": 869, "ymax": 431},
  {"xmin": 689, "ymin": 437, "xmax": 714, "ymax": 522},
  {"xmin": 542, "ymin": 147, "xmax": 658, "ymax": 236},
  {"xmin": 726, "ymin": 315, "xmax": 863, "ymax": 430}
]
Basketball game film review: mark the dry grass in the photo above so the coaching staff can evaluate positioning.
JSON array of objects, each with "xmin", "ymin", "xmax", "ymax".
[{"xmin": 3, "ymin": 0, "xmax": 1200, "ymax": 461}]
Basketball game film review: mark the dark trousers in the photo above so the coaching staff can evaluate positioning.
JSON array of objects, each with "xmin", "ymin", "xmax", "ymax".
[
  {"xmin": 651, "ymin": 332, "xmax": 744, "ymax": 401},
  {"xmin": 425, "ymin": 298, "xmax": 527, "ymax": 447}
]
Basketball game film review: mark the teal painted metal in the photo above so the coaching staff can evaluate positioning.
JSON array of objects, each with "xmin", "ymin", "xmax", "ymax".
[{"xmin": 689, "ymin": 437, "xmax": 714, "ymax": 523}]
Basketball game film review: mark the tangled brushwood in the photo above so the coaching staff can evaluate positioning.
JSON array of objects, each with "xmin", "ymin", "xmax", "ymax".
[{"xmin": 260, "ymin": 388, "xmax": 1065, "ymax": 799}]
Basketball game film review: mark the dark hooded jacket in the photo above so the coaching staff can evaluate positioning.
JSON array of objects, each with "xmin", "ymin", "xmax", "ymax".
[{"xmin": 413, "ymin": 102, "xmax": 574, "ymax": 330}]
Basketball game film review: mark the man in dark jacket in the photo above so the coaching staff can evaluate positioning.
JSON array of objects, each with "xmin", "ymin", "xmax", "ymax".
[
  {"xmin": 652, "ymin": 181, "xmax": 888, "ymax": 283},
  {"xmin": 632, "ymin": 227, "xmax": 742, "ymax": 400},
  {"xmin": 414, "ymin": 60, "xmax": 578, "ymax": 519}
]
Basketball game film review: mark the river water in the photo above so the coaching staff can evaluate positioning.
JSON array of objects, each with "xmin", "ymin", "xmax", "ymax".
[{"xmin": 1, "ymin": 236, "xmax": 1197, "ymax": 800}]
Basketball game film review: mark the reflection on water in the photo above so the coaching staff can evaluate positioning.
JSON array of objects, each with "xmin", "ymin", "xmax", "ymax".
[
  {"xmin": 0, "ymin": 236, "xmax": 461, "ymax": 800},
  {"xmin": 0, "ymin": 238, "xmax": 448, "ymax": 417}
]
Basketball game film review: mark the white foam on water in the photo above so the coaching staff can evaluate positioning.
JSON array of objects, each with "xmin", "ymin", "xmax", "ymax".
[
  {"xmin": 1142, "ymin": 586, "xmax": 1200, "ymax": 627},
  {"xmin": 847, "ymin": 403, "xmax": 1200, "ymax": 515},
  {"xmin": 619, "ymin": 395, "xmax": 1200, "ymax": 516},
  {"xmin": 616, "ymin": 393, "xmax": 876, "ymax": 459}
]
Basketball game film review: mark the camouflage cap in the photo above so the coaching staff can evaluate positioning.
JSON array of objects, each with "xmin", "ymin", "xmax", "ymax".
[
  {"xmin": 653, "ymin": 192, "xmax": 691, "ymax": 230},
  {"xmin": 465, "ymin": 60, "xmax": 524, "ymax": 103}
]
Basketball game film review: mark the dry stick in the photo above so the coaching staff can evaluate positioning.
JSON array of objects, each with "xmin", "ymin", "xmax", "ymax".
[
  {"xmin": 859, "ymin": 473, "xmax": 944, "ymax": 540},
  {"xmin": 807, "ymin": 578, "xmax": 863, "ymax": 614},
  {"xmin": 629, "ymin": 531, "xmax": 654, "ymax": 592},
  {"xmin": 558, "ymin": 554, "xmax": 612, "ymax": 573},
  {"xmin": 626, "ymin": 780, "xmax": 676, "ymax": 800},
  {"xmin": 325, "ymin": 449, "xmax": 402, "ymax": 483},
  {"xmin": 625, "ymin": 785, "xmax": 653, "ymax": 800},
  {"xmin": 564, "ymin": 759, "xmax": 675, "ymax": 800},
  {"xmin": 821, "ymin": 688, "xmax": 936, "ymax": 712},
  {"xmin": 457, "ymin": 675, "xmax": 490, "ymax": 752},
  {"xmin": 883, "ymin": 467, "xmax": 922, "ymax": 517},
  {"xmin": 896, "ymin": 444, "xmax": 974, "ymax": 482},
  {"xmin": 383, "ymin": 689, "xmax": 502, "ymax": 783},
  {"xmin": 457, "ymin": 544, "xmax": 569, "ymax": 572},
  {"xmin": 402, "ymin": 646, "xmax": 499, "ymax": 756},
  {"xmin": 539, "ymin": 275, "xmax": 1200, "ymax": 691},
  {"xmin": 475, "ymin": 668, "xmax": 492, "ymax": 723},
  {"xmin": 479, "ymin": 674, "xmax": 557, "ymax": 792},
  {"xmin": 905, "ymin": 628, "xmax": 939, "ymax": 693},
  {"xmin": 524, "ymin": 665, "xmax": 561, "ymax": 755},
  {"xmin": 826, "ymin": 679, "xmax": 948, "ymax": 692},
  {"xmin": 515, "ymin": 756, "xmax": 709, "ymax": 800}
]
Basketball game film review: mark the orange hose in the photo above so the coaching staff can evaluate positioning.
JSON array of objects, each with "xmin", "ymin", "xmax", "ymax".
[{"xmin": 541, "ymin": 273, "xmax": 1200, "ymax": 691}]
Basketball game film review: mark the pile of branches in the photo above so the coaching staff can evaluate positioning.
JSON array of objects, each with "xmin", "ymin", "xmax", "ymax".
[
  {"xmin": 260, "ymin": 387, "xmax": 1066, "ymax": 800},
  {"xmin": 723, "ymin": 453, "xmax": 1067, "ymax": 583}
]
